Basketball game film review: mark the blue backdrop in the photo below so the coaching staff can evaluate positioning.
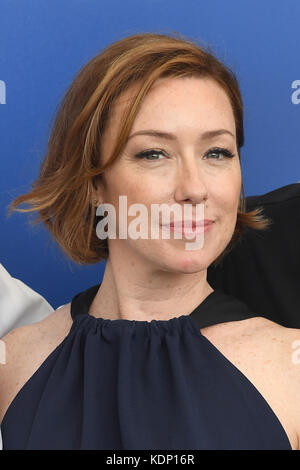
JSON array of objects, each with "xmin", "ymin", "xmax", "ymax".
[{"xmin": 1, "ymin": 0, "xmax": 299, "ymax": 309}]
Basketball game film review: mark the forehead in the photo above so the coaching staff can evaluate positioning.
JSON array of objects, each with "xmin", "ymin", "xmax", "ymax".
[{"xmin": 110, "ymin": 76, "xmax": 235, "ymax": 132}]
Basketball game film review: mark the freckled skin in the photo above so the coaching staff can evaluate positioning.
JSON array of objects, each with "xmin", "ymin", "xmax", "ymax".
[
  {"xmin": 91, "ymin": 76, "xmax": 242, "ymax": 322},
  {"xmin": 95, "ymin": 77, "xmax": 241, "ymax": 273},
  {"xmin": 1, "ymin": 78, "xmax": 300, "ymax": 450}
]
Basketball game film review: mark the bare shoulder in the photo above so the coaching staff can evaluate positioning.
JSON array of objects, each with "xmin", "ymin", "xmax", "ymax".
[
  {"xmin": 244, "ymin": 316, "xmax": 300, "ymax": 368},
  {"xmin": 0, "ymin": 301, "xmax": 73, "ymax": 357},
  {"xmin": 202, "ymin": 315, "xmax": 300, "ymax": 449},
  {"xmin": 204, "ymin": 315, "xmax": 300, "ymax": 385},
  {"xmin": 0, "ymin": 302, "xmax": 72, "ymax": 424},
  {"xmin": 203, "ymin": 315, "xmax": 299, "ymax": 350},
  {"xmin": 254, "ymin": 317, "xmax": 300, "ymax": 448}
]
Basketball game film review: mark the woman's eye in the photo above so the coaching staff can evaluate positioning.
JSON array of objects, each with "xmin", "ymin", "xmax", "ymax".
[
  {"xmin": 134, "ymin": 147, "xmax": 235, "ymax": 162},
  {"xmin": 204, "ymin": 147, "xmax": 235, "ymax": 160},
  {"xmin": 134, "ymin": 149, "xmax": 166, "ymax": 161}
]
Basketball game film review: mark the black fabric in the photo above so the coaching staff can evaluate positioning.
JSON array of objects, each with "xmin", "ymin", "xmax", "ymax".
[
  {"xmin": 71, "ymin": 284, "xmax": 257, "ymax": 329},
  {"xmin": 207, "ymin": 183, "xmax": 300, "ymax": 328},
  {"xmin": 2, "ymin": 285, "xmax": 292, "ymax": 450}
]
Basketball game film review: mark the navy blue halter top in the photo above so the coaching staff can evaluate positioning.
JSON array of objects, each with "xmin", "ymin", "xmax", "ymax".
[{"xmin": 1, "ymin": 284, "xmax": 292, "ymax": 450}]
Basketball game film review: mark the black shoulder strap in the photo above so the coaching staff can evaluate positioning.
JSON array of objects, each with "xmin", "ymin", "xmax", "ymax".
[
  {"xmin": 190, "ymin": 288, "xmax": 258, "ymax": 329},
  {"xmin": 70, "ymin": 284, "xmax": 101, "ymax": 320}
]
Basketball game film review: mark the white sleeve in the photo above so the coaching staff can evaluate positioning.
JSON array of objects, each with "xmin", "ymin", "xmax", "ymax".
[
  {"xmin": 0, "ymin": 263, "xmax": 55, "ymax": 449},
  {"xmin": 0, "ymin": 263, "xmax": 54, "ymax": 338}
]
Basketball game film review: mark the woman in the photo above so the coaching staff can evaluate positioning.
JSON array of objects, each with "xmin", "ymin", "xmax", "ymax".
[{"xmin": 1, "ymin": 32, "xmax": 299, "ymax": 450}]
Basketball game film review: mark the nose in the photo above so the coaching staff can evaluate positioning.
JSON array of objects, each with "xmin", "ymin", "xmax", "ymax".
[{"xmin": 174, "ymin": 158, "xmax": 208, "ymax": 204}]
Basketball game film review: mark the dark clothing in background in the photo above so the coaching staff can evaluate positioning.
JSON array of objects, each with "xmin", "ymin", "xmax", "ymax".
[{"xmin": 207, "ymin": 183, "xmax": 300, "ymax": 328}]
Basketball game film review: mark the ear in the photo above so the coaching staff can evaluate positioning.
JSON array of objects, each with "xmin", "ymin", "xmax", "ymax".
[{"xmin": 91, "ymin": 175, "xmax": 106, "ymax": 205}]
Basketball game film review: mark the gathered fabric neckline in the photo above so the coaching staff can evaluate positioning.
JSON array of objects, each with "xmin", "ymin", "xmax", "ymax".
[
  {"xmin": 1, "ymin": 283, "xmax": 292, "ymax": 450},
  {"xmin": 70, "ymin": 283, "xmax": 256, "ymax": 330}
]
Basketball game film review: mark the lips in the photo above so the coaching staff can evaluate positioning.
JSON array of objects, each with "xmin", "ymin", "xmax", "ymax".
[{"xmin": 163, "ymin": 220, "xmax": 214, "ymax": 229}]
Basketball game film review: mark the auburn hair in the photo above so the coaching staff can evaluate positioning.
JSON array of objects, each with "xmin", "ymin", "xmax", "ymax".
[{"xmin": 7, "ymin": 32, "xmax": 272, "ymax": 267}]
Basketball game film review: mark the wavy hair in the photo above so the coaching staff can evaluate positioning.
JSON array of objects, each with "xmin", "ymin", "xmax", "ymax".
[{"xmin": 7, "ymin": 32, "xmax": 272, "ymax": 267}]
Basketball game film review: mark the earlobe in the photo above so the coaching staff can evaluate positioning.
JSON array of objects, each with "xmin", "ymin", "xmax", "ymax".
[
  {"xmin": 92, "ymin": 174, "xmax": 106, "ymax": 199},
  {"xmin": 91, "ymin": 176, "xmax": 105, "ymax": 207},
  {"xmin": 91, "ymin": 195, "xmax": 104, "ymax": 207}
]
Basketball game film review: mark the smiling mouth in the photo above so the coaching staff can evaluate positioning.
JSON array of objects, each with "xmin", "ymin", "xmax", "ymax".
[
  {"xmin": 160, "ymin": 220, "xmax": 215, "ymax": 238},
  {"xmin": 161, "ymin": 220, "xmax": 215, "ymax": 229}
]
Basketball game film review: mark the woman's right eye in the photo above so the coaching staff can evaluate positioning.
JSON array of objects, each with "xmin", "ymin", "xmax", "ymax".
[{"xmin": 134, "ymin": 149, "xmax": 167, "ymax": 161}]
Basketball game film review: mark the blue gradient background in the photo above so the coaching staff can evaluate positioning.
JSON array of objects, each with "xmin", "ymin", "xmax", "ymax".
[{"xmin": 0, "ymin": 0, "xmax": 299, "ymax": 308}]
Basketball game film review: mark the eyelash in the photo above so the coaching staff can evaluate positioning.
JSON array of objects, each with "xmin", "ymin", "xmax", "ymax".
[{"xmin": 134, "ymin": 147, "xmax": 235, "ymax": 162}]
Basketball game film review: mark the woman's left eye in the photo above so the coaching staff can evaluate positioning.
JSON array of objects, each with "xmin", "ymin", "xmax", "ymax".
[
  {"xmin": 203, "ymin": 147, "xmax": 235, "ymax": 160},
  {"xmin": 134, "ymin": 149, "xmax": 166, "ymax": 161},
  {"xmin": 134, "ymin": 147, "xmax": 235, "ymax": 161}
]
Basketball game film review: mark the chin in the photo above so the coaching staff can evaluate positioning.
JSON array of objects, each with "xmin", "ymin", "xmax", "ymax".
[{"xmin": 165, "ymin": 253, "xmax": 210, "ymax": 274}]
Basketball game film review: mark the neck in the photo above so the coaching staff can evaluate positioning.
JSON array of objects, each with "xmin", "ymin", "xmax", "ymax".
[{"xmin": 88, "ymin": 253, "xmax": 213, "ymax": 322}]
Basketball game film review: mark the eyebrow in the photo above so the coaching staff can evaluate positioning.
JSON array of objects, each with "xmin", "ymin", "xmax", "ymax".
[{"xmin": 127, "ymin": 128, "xmax": 235, "ymax": 141}]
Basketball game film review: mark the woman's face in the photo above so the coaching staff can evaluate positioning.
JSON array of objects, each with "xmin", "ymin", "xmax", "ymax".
[{"xmin": 94, "ymin": 76, "xmax": 242, "ymax": 273}]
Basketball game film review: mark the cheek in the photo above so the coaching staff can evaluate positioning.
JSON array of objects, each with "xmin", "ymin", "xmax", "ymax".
[
  {"xmin": 214, "ymin": 185, "xmax": 240, "ymax": 210},
  {"xmin": 115, "ymin": 170, "xmax": 162, "ymax": 212},
  {"xmin": 216, "ymin": 169, "xmax": 241, "ymax": 209},
  {"xmin": 211, "ymin": 183, "xmax": 241, "ymax": 231},
  {"xmin": 104, "ymin": 175, "xmax": 156, "ymax": 229}
]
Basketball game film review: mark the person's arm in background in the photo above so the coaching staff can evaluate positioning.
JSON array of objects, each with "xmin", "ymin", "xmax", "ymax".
[
  {"xmin": 0, "ymin": 263, "xmax": 55, "ymax": 450},
  {"xmin": 207, "ymin": 182, "xmax": 300, "ymax": 328},
  {"xmin": 0, "ymin": 263, "xmax": 54, "ymax": 338}
]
